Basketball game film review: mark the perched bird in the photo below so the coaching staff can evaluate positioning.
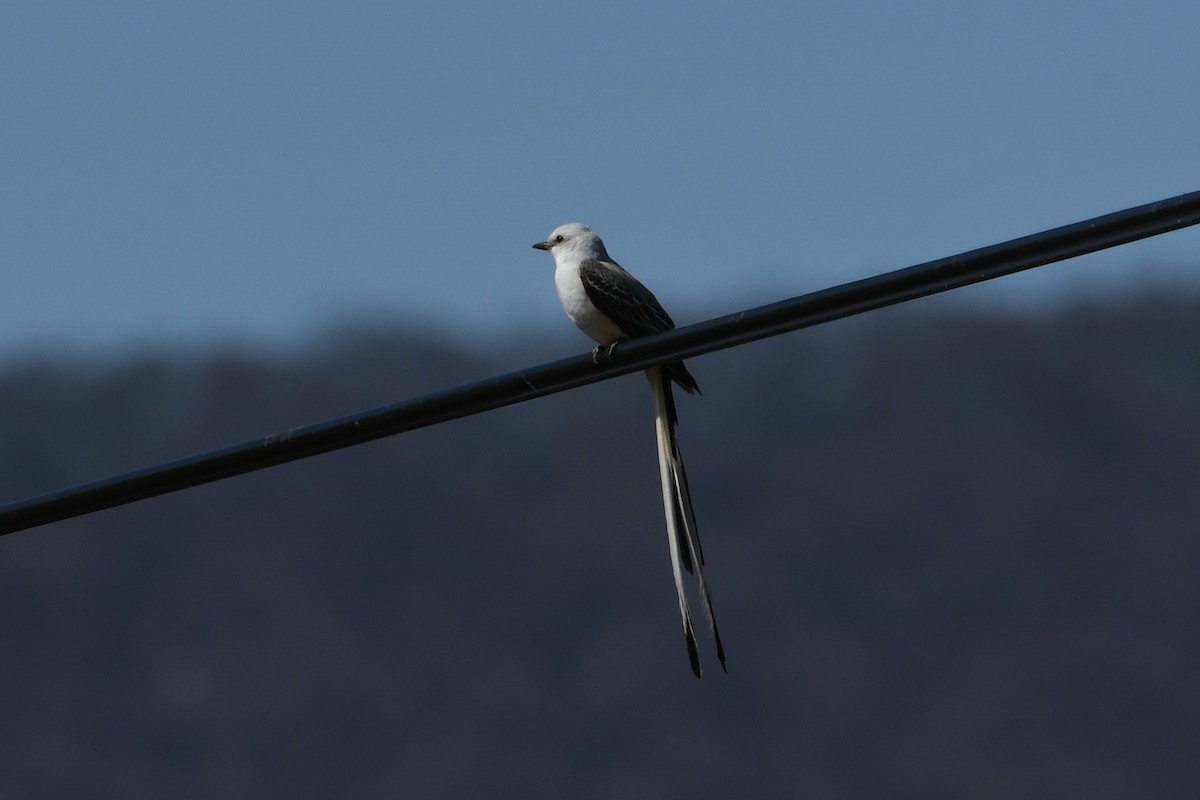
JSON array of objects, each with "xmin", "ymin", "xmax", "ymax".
[{"xmin": 534, "ymin": 222, "xmax": 725, "ymax": 677}]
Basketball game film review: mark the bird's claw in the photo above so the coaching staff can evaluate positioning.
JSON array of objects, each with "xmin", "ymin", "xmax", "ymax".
[{"xmin": 592, "ymin": 342, "xmax": 620, "ymax": 365}]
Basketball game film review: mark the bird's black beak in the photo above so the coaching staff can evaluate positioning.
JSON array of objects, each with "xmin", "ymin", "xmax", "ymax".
[{"xmin": 532, "ymin": 240, "xmax": 550, "ymax": 251}]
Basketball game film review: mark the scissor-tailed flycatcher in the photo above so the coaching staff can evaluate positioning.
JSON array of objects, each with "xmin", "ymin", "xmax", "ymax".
[{"xmin": 534, "ymin": 222, "xmax": 726, "ymax": 678}]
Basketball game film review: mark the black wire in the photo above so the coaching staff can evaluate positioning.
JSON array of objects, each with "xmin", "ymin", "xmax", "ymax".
[{"xmin": 3, "ymin": 190, "xmax": 1199, "ymax": 535}]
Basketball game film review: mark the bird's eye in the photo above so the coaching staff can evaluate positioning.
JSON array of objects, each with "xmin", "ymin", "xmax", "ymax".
[{"xmin": 555, "ymin": 235, "xmax": 564, "ymax": 243}]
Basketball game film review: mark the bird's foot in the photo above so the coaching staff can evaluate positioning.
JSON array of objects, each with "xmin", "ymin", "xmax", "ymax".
[{"xmin": 591, "ymin": 341, "xmax": 620, "ymax": 365}]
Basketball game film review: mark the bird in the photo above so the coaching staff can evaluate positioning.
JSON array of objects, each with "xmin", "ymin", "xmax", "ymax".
[{"xmin": 533, "ymin": 222, "xmax": 726, "ymax": 677}]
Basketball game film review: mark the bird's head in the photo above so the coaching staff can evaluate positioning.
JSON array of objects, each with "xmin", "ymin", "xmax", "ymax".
[{"xmin": 533, "ymin": 222, "xmax": 611, "ymax": 262}]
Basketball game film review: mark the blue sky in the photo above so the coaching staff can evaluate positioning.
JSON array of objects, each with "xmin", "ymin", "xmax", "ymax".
[{"xmin": 4, "ymin": 1, "xmax": 1199, "ymax": 358}]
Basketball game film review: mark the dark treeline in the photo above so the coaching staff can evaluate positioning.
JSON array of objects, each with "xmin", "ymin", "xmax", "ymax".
[{"xmin": 1, "ymin": 292, "xmax": 1197, "ymax": 798}]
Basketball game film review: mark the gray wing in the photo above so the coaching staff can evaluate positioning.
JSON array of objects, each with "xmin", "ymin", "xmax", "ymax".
[
  {"xmin": 578, "ymin": 259, "xmax": 676, "ymax": 338},
  {"xmin": 579, "ymin": 260, "xmax": 700, "ymax": 396}
]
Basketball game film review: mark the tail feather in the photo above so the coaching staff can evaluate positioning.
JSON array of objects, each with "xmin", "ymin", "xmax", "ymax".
[
  {"xmin": 668, "ymin": 431, "xmax": 726, "ymax": 672},
  {"xmin": 649, "ymin": 367, "xmax": 726, "ymax": 676}
]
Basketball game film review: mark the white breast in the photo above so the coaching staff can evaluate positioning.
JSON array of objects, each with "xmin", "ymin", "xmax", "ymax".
[{"xmin": 555, "ymin": 263, "xmax": 624, "ymax": 344}]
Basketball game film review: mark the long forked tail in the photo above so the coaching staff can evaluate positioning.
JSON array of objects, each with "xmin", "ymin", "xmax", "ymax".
[{"xmin": 647, "ymin": 367, "xmax": 726, "ymax": 678}]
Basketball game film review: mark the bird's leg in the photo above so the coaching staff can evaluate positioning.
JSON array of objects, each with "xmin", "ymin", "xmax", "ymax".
[{"xmin": 591, "ymin": 341, "xmax": 620, "ymax": 365}]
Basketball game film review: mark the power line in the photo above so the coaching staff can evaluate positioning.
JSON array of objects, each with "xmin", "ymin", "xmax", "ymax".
[{"xmin": 2, "ymin": 190, "xmax": 1199, "ymax": 536}]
